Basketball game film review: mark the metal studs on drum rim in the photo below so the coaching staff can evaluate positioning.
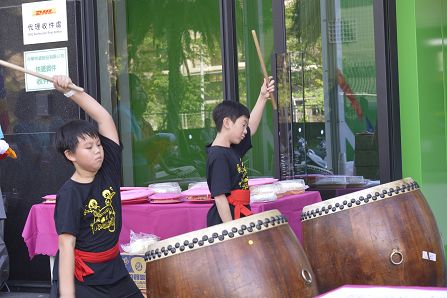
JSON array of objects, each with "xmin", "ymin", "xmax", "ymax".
[
  {"xmin": 145, "ymin": 210, "xmax": 288, "ymax": 262},
  {"xmin": 301, "ymin": 177, "xmax": 419, "ymax": 221}
]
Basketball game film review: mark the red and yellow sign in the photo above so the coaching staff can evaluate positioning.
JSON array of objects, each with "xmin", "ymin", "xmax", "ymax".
[{"xmin": 32, "ymin": 8, "xmax": 57, "ymax": 16}]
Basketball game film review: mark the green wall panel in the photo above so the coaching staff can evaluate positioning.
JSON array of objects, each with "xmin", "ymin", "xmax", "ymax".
[{"xmin": 396, "ymin": 0, "xmax": 447, "ymax": 248}]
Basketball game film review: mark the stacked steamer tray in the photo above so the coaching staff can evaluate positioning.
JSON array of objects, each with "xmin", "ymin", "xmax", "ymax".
[
  {"xmin": 249, "ymin": 177, "xmax": 279, "ymax": 203},
  {"xmin": 307, "ymin": 176, "xmax": 368, "ymax": 189},
  {"xmin": 149, "ymin": 193, "xmax": 184, "ymax": 204},
  {"xmin": 345, "ymin": 176, "xmax": 367, "ymax": 188},
  {"xmin": 42, "ymin": 194, "xmax": 57, "ymax": 204},
  {"xmin": 148, "ymin": 182, "xmax": 184, "ymax": 204},
  {"xmin": 248, "ymin": 177, "xmax": 278, "ymax": 187},
  {"xmin": 42, "ymin": 187, "xmax": 155, "ymax": 205},
  {"xmin": 310, "ymin": 175, "xmax": 347, "ymax": 189},
  {"xmin": 275, "ymin": 179, "xmax": 308, "ymax": 198},
  {"xmin": 120, "ymin": 188, "xmax": 154, "ymax": 204},
  {"xmin": 181, "ymin": 182, "xmax": 213, "ymax": 203},
  {"xmin": 120, "ymin": 186, "xmax": 150, "ymax": 191},
  {"xmin": 295, "ymin": 174, "xmax": 325, "ymax": 187}
]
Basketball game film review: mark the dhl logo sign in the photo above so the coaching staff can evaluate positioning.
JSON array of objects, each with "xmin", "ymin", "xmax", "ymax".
[{"xmin": 32, "ymin": 8, "xmax": 56, "ymax": 16}]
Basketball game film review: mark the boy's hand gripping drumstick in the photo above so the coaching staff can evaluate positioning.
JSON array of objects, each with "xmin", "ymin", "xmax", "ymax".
[
  {"xmin": 0, "ymin": 59, "xmax": 84, "ymax": 92},
  {"xmin": 251, "ymin": 30, "xmax": 277, "ymax": 110}
]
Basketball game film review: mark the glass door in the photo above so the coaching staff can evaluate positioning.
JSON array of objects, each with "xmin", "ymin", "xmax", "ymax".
[
  {"xmin": 284, "ymin": 0, "xmax": 380, "ymax": 183},
  {"xmin": 112, "ymin": 0, "xmax": 223, "ymax": 186}
]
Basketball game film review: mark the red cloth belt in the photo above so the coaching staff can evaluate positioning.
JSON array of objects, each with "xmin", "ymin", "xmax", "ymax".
[
  {"xmin": 74, "ymin": 243, "xmax": 120, "ymax": 282},
  {"xmin": 227, "ymin": 189, "xmax": 252, "ymax": 219}
]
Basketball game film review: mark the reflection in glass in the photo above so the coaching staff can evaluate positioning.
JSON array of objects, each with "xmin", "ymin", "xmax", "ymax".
[
  {"xmin": 235, "ymin": 0, "xmax": 275, "ymax": 177},
  {"xmin": 121, "ymin": 0, "xmax": 222, "ymax": 186},
  {"xmin": 285, "ymin": 0, "xmax": 379, "ymax": 181}
]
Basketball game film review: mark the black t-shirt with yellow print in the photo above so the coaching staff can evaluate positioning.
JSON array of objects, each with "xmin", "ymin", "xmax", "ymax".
[
  {"xmin": 52, "ymin": 135, "xmax": 128, "ymax": 285},
  {"xmin": 206, "ymin": 128, "xmax": 252, "ymax": 226}
]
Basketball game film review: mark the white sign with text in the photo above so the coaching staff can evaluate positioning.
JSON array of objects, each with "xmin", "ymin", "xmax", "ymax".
[
  {"xmin": 24, "ymin": 48, "xmax": 68, "ymax": 92},
  {"xmin": 22, "ymin": 0, "xmax": 68, "ymax": 45}
]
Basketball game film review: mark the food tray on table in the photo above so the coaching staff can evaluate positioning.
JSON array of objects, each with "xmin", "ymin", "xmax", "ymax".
[
  {"xmin": 120, "ymin": 186, "xmax": 150, "ymax": 191},
  {"xmin": 181, "ymin": 185, "xmax": 213, "ymax": 203},
  {"xmin": 42, "ymin": 194, "xmax": 56, "ymax": 203},
  {"xmin": 249, "ymin": 183, "xmax": 280, "ymax": 195},
  {"xmin": 311, "ymin": 176, "xmax": 347, "ymax": 189},
  {"xmin": 121, "ymin": 189, "xmax": 154, "ymax": 204},
  {"xmin": 345, "ymin": 176, "xmax": 367, "ymax": 188},
  {"xmin": 148, "ymin": 182, "xmax": 182, "ymax": 194},
  {"xmin": 184, "ymin": 196, "xmax": 214, "ymax": 203},
  {"xmin": 275, "ymin": 179, "xmax": 308, "ymax": 198},
  {"xmin": 248, "ymin": 177, "xmax": 278, "ymax": 187},
  {"xmin": 149, "ymin": 193, "xmax": 184, "ymax": 204}
]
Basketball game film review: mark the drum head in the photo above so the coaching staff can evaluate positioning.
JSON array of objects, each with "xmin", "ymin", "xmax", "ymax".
[{"xmin": 301, "ymin": 177, "xmax": 418, "ymax": 221}]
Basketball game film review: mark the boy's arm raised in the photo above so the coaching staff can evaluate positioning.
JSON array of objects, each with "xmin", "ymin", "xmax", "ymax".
[
  {"xmin": 53, "ymin": 75, "xmax": 119, "ymax": 145},
  {"xmin": 249, "ymin": 77, "xmax": 275, "ymax": 136}
]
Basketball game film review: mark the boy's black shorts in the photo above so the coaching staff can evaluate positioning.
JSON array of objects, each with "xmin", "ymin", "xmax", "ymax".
[{"xmin": 50, "ymin": 275, "xmax": 144, "ymax": 298}]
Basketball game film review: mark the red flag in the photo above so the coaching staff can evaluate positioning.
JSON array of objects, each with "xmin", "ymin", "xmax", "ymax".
[{"xmin": 336, "ymin": 68, "xmax": 363, "ymax": 120}]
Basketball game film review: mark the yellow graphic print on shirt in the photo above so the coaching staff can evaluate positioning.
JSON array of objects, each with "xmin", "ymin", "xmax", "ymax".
[
  {"xmin": 236, "ymin": 159, "xmax": 249, "ymax": 190},
  {"xmin": 83, "ymin": 187, "xmax": 116, "ymax": 234}
]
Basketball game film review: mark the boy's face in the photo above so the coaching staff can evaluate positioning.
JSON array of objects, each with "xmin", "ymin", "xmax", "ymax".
[
  {"xmin": 68, "ymin": 135, "xmax": 104, "ymax": 173},
  {"xmin": 228, "ymin": 115, "xmax": 249, "ymax": 144}
]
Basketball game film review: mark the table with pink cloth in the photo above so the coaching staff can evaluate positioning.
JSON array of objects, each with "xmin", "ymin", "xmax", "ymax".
[{"xmin": 22, "ymin": 191, "xmax": 321, "ymax": 258}]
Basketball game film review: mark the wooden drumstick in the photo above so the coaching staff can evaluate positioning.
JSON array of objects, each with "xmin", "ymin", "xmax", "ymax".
[
  {"xmin": 0, "ymin": 59, "xmax": 84, "ymax": 92},
  {"xmin": 251, "ymin": 30, "xmax": 277, "ymax": 110}
]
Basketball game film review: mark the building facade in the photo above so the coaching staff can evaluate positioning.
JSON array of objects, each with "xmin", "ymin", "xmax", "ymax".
[{"xmin": 0, "ymin": 0, "xmax": 444, "ymax": 288}]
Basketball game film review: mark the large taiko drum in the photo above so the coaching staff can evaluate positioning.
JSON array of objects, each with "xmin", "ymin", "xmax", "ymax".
[
  {"xmin": 145, "ymin": 210, "xmax": 318, "ymax": 298},
  {"xmin": 301, "ymin": 178, "xmax": 447, "ymax": 293}
]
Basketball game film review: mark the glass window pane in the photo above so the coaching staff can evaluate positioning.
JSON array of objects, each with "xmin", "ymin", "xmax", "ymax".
[
  {"xmin": 284, "ymin": 0, "xmax": 380, "ymax": 183},
  {"xmin": 235, "ymin": 0, "xmax": 275, "ymax": 177},
  {"xmin": 117, "ymin": 0, "xmax": 222, "ymax": 186}
]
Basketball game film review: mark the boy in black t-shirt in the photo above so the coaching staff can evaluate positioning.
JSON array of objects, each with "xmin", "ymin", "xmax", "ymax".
[
  {"xmin": 49, "ymin": 76, "xmax": 143, "ymax": 298},
  {"xmin": 207, "ymin": 78, "xmax": 275, "ymax": 226}
]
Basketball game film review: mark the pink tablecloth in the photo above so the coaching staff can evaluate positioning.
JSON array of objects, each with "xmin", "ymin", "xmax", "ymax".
[
  {"xmin": 316, "ymin": 285, "xmax": 447, "ymax": 297},
  {"xmin": 22, "ymin": 191, "xmax": 321, "ymax": 258}
]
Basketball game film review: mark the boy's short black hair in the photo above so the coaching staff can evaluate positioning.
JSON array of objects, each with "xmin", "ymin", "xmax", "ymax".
[
  {"xmin": 55, "ymin": 120, "xmax": 99, "ymax": 161},
  {"xmin": 212, "ymin": 101, "xmax": 250, "ymax": 132}
]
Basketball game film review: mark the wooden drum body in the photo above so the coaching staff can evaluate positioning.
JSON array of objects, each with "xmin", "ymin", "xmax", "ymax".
[
  {"xmin": 145, "ymin": 210, "xmax": 318, "ymax": 298},
  {"xmin": 301, "ymin": 178, "xmax": 447, "ymax": 293}
]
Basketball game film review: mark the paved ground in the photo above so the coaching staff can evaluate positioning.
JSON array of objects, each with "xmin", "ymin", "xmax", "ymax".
[
  {"xmin": 0, "ymin": 293, "xmax": 49, "ymax": 297},
  {"xmin": 0, "ymin": 281, "xmax": 51, "ymax": 297}
]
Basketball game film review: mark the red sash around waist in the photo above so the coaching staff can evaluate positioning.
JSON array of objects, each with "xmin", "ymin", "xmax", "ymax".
[
  {"xmin": 227, "ymin": 189, "xmax": 252, "ymax": 219},
  {"xmin": 74, "ymin": 243, "xmax": 120, "ymax": 282}
]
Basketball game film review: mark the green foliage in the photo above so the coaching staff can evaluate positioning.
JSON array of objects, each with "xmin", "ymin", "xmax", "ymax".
[
  {"xmin": 286, "ymin": 0, "xmax": 324, "ymax": 122},
  {"xmin": 125, "ymin": 0, "xmax": 222, "ymax": 131},
  {"xmin": 287, "ymin": 0, "xmax": 321, "ymax": 51}
]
